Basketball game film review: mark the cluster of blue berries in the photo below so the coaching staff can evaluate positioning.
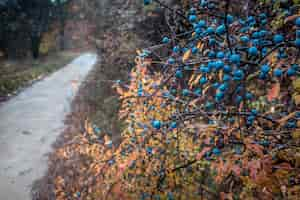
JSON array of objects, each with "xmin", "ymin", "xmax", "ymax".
[{"xmin": 146, "ymin": 1, "xmax": 300, "ymax": 161}]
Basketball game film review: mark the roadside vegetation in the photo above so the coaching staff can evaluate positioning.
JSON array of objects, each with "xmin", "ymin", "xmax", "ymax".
[
  {"xmin": 36, "ymin": 0, "xmax": 299, "ymax": 199},
  {"xmin": 0, "ymin": 51, "xmax": 78, "ymax": 101}
]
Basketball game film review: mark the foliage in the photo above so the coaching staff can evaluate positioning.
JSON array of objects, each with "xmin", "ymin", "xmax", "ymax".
[
  {"xmin": 50, "ymin": 0, "xmax": 300, "ymax": 199},
  {"xmin": 0, "ymin": 0, "xmax": 70, "ymax": 58},
  {"xmin": 0, "ymin": 51, "xmax": 77, "ymax": 99}
]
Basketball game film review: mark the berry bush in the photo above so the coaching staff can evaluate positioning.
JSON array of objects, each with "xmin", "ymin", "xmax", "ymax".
[{"xmin": 53, "ymin": 0, "xmax": 300, "ymax": 199}]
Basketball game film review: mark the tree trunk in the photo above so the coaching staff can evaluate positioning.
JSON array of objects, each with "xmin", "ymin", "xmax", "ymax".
[
  {"xmin": 31, "ymin": 35, "xmax": 41, "ymax": 59},
  {"xmin": 57, "ymin": 0, "xmax": 66, "ymax": 50}
]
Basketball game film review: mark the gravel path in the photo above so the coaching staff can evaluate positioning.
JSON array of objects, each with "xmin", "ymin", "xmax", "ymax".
[{"xmin": 0, "ymin": 53, "xmax": 97, "ymax": 200}]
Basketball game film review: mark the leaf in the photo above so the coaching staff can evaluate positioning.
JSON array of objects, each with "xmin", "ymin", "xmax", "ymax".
[
  {"xmin": 196, "ymin": 147, "xmax": 211, "ymax": 160},
  {"xmin": 278, "ymin": 111, "xmax": 296, "ymax": 125},
  {"xmin": 232, "ymin": 164, "xmax": 241, "ymax": 176},
  {"xmin": 284, "ymin": 14, "xmax": 300, "ymax": 24},
  {"xmin": 292, "ymin": 130, "xmax": 300, "ymax": 139},
  {"xmin": 248, "ymin": 160, "xmax": 261, "ymax": 180},
  {"xmin": 220, "ymin": 192, "xmax": 233, "ymax": 200},
  {"xmin": 293, "ymin": 95, "xmax": 300, "ymax": 105},
  {"xmin": 293, "ymin": 78, "xmax": 300, "ymax": 92},
  {"xmin": 196, "ymin": 41, "xmax": 204, "ymax": 51},
  {"xmin": 267, "ymin": 83, "xmax": 280, "ymax": 101},
  {"xmin": 245, "ymin": 141, "xmax": 264, "ymax": 157},
  {"xmin": 182, "ymin": 49, "xmax": 191, "ymax": 62}
]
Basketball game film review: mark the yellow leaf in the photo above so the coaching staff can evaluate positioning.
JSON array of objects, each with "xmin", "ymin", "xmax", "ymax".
[
  {"xmin": 197, "ymin": 41, "xmax": 204, "ymax": 51},
  {"xmin": 292, "ymin": 130, "xmax": 300, "ymax": 139},
  {"xmin": 182, "ymin": 49, "xmax": 191, "ymax": 62}
]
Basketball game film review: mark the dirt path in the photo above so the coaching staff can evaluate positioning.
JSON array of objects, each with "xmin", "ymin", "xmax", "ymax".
[{"xmin": 0, "ymin": 53, "xmax": 97, "ymax": 200}]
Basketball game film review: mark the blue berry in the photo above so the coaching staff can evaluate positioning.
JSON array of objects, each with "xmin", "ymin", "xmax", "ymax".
[
  {"xmin": 207, "ymin": 2, "xmax": 215, "ymax": 9},
  {"xmin": 189, "ymin": 7, "xmax": 196, "ymax": 14},
  {"xmin": 230, "ymin": 54, "xmax": 241, "ymax": 64},
  {"xmin": 295, "ymin": 38, "xmax": 300, "ymax": 47},
  {"xmin": 208, "ymin": 50, "xmax": 216, "ymax": 58},
  {"xmin": 259, "ymin": 13, "xmax": 267, "ymax": 19},
  {"xmin": 200, "ymin": 65, "xmax": 210, "ymax": 73},
  {"xmin": 189, "ymin": 15, "xmax": 197, "ymax": 22},
  {"xmin": 218, "ymin": 83, "xmax": 228, "ymax": 92},
  {"xmin": 295, "ymin": 17, "xmax": 300, "ymax": 27},
  {"xmin": 198, "ymin": 20, "xmax": 206, "ymax": 27},
  {"xmin": 212, "ymin": 148, "xmax": 221, "ymax": 156},
  {"xmin": 236, "ymin": 85, "xmax": 243, "ymax": 93},
  {"xmin": 108, "ymin": 159, "xmax": 115, "ymax": 165},
  {"xmin": 199, "ymin": 76, "xmax": 208, "ymax": 85},
  {"xmin": 246, "ymin": 115, "xmax": 255, "ymax": 125},
  {"xmin": 143, "ymin": 0, "xmax": 151, "ymax": 5},
  {"xmin": 206, "ymin": 27, "xmax": 215, "ymax": 35},
  {"xmin": 213, "ymin": 82, "xmax": 219, "ymax": 88},
  {"xmin": 223, "ymin": 65, "xmax": 231, "ymax": 73},
  {"xmin": 247, "ymin": 16, "xmax": 255, "ymax": 23},
  {"xmin": 192, "ymin": 46, "xmax": 198, "ymax": 54},
  {"xmin": 261, "ymin": 47, "xmax": 268, "ymax": 56},
  {"xmin": 226, "ymin": 14, "xmax": 234, "ymax": 24},
  {"xmin": 235, "ymin": 95, "xmax": 243, "ymax": 104},
  {"xmin": 240, "ymin": 35, "xmax": 249, "ymax": 43},
  {"xmin": 194, "ymin": 88, "xmax": 202, "ymax": 96},
  {"xmin": 208, "ymin": 38, "xmax": 216, "ymax": 46},
  {"xmin": 260, "ymin": 64, "xmax": 270, "ymax": 73},
  {"xmin": 248, "ymin": 46, "xmax": 258, "ymax": 56},
  {"xmin": 216, "ymin": 24, "xmax": 226, "ymax": 35},
  {"xmin": 245, "ymin": 92, "xmax": 253, "ymax": 100},
  {"xmin": 182, "ymin": 89, "xmax": 190, "ymax": 96},
  {"xmin": 273, "ymin": 68, "xmax": 283, "ymax": 77},
  {"xmin": 251, "ymin": 109, "xmax": 258, "ymax": 116},
  {"xmin": 292, "ymin": 64, "xmax": 299, "ymax": 70},
  {"xmin": 168, "ymin": 58, "xmax": 175, "ymax": 64},
  {"xmin": 208, "ymin": 61, "xmax": 216, "ymax": 69},
  {"xmin": 252, "ymin": 31, "xmax": 260, "ymax": 38},
  {"xmin": 261, "ymin": 19, "xmax": 267, "ymax": 25},
  {"xmin": 146, "ymin": 147, "xmax": 153, "ymax": 154},
  {"xmin": 285, "ymin": 121, "xmax": 296, "ymax": 128},
  {"xmin": 273, "ymin": 34, "xmax": 284, "ymax": 44},
  {"xmin": 287, "ymin": 68, "xmax": 296, "ymax": 77},
  {"xmin": 223, "ymin": 74, "xmax": 231, "ymax": 82},
  {"xmin": 152, "ymin": 120, "xmax": 161, "ymax": 129},
  {"xmin": 296, "ymin": 30, "xmax": 300, "ymax": 38},
  {"xmin": 295, "ymin": 111, "xmax": 300, "ymax": 119},
  {"xmin": 217, "ymin": 51, "xmax": 225, "ymax": 59},
  {"xmin": 233, "ymin": 69, "xmax": 244, "ymax": 81},
  {"xmin": 195, "ymin": 27, "xmax": 202, "ymax": 34},
  {"xmin": 184, "ymin": 65, "xmax": 191, "ymax": 70},
  {"xmin": 173, "ymin": 46, "xmax": 180, "ymax": 53},
  {"xmin": 252, "ymin": 39, "xmax": 260, "ymax": 46},
  {"xmin": 175, "ymin": 70, "xmax": 183, "ymax": 78},
  {"xmin": 259, "ymin": 72, "xmax": 267, "ymax": 79},
  {"xmin": 162, "ymin": 36, "xmax": 170, "ymax": 43},
  {"xmin": 259, "ymin": 30, "xmax": 268, "ymax": 37},
  {"xmin": 215, "ymin": 92, "xmax": 224, "ymax": 101},
  {"xmin": 215, "ymin": 60, "xmax": 224, "ymax": 70},
  {"xmin": 247, "ymin": 115, "xmax": 255, "ymax": 121},
  {"xmin": 205, "ymin": 101, "xmax": 214, "ymax": 110}
]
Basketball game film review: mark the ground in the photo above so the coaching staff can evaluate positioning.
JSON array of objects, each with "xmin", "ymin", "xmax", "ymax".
[{"xmin": 0, "ymin": 53, "xmax": 97, "ymax": 200}]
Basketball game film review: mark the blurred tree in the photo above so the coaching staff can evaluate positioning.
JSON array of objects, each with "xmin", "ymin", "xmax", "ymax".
[{"xmin": 0, "ymin": 0, "xmax": 70, "ymax": 59}]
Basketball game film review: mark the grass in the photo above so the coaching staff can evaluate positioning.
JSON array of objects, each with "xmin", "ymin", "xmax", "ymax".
[{"xmin": 0, "ymin": 51, "xmax": 79, "ymax": 100}]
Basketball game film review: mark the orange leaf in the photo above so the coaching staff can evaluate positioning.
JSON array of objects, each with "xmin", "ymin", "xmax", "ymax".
[
  {"xmin": 248, "ymin": 160, "xmax": 261, "ymax": 180},
  {"xmin": 284, "ymin": 14, "xmax": 300, "ymax": 24},
  {"xmin": 196, "ymin": 147, "xmax": 211, "ymax": 160},
  {"xmin": 182, "ymin": 49, "xmax": 191, "ymax": 62},
  {"xmin": 267, "ymin": 83, "xmax": 280, "ymax": 101}
]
